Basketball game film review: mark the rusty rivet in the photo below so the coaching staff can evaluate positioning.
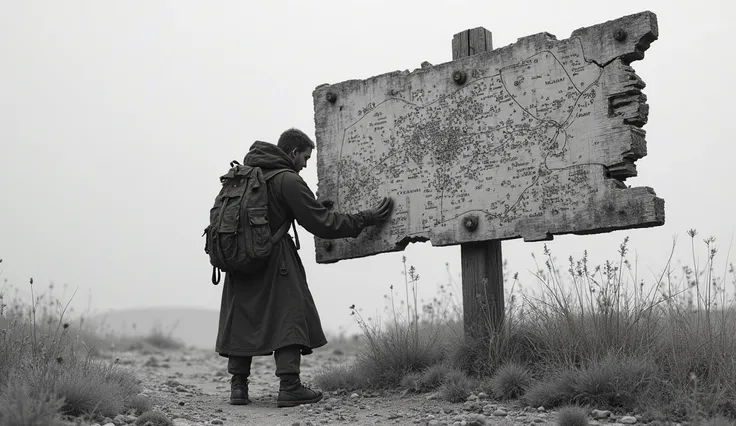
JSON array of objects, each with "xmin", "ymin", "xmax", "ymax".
[
  {"xmin": 463, "ymin": 216, "xmax": 478, "ymax": 232},
  {"xmin": 323, "ymin": 241, "xmax": 333, "ymax": 251},
  {"xmin": 326, "ymin": 92, "xmax": 337, "ymax": 103},
  {"xmin": 452, "ymin": 70, "xmax": 467, "ymax": 85},
  {"xmin": 614, "ymin": 29, "xmax": 627, "ymax": 42}
]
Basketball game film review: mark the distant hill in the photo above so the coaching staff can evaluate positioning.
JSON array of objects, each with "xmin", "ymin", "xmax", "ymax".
[{"xmin": 89, "ymin": 307, "xmax": 220, "ymax": 350}]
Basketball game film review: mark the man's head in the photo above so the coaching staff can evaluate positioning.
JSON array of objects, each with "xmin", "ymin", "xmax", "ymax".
[{"xmin": 277, "ymin": 128, "xmax": 315, "ymax": 173}]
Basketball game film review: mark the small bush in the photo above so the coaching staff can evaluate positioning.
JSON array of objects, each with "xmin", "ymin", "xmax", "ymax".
[
  {"xmin": 556, "ymin": 405, "xmax": 589, "ymax": 426},
  {"xmin": 488, "ymin": 361, "xmax": 532, "ymax": 400},
  {"xmin": 347, "ymin": 309, "xmax": 451, "ymax": 388},
  {"xmin": 401, "ymin": 363, "xmax": 451, "ymax": 393},
  {"xmin": 400, "ymin": 371, "xmax": 424, "ymax": 392},
  {"xmin": 420, "ymin": 363, "xmax": 452, "ymax": 390},
  {"xmin": 573, "ymin": 354, "xmax": 655, "ymax": 409},
  {"xmin": 127, "ymin": 394, "xmax": 152, "ymax": 415},
  {"xmin": 451, "ymin": 338, "xmax": 490, "ymax": 377},
  {"xmin": 0, "ymin": 382, "xmax": 65, "ymax": 426},
  {"xmin": 53, "ymin": 360, "xmax": 141, "ymax": 417},
  {"xmin": 523, "ymin": 370, "xmax": 577, "ymax": 408},
  {"xmin": 523, "ymin": 355, "xmax": 655, "ymax": 410},
  {"xmin": 314, "ymin": 364, "xmax": 366, "ymax": 391},
  {"xmin": 439, "ymin": 368, "xmax": 476, "ymax": 403}
]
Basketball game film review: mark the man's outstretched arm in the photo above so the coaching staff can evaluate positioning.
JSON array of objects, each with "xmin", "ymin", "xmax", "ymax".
[{"xmin": 280, "ymin": 173, "xmax": 392, "ymax": 240}]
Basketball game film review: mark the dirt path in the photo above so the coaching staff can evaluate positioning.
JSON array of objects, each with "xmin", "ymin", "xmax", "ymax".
[{"xmin": 115, "ymin": 342, "xmax": 561, "ymax": 426}]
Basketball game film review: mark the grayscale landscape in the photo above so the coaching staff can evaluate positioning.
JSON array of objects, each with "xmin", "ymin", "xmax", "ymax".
[{"xmin": 2, "ymin": 1, "xmax": 736, "ymax": 426}]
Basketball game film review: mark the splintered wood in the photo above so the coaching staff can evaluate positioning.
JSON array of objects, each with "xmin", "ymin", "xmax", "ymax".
[{"xmin": 312, "ymin": 11, "xmax": 663, "ymax": 264}]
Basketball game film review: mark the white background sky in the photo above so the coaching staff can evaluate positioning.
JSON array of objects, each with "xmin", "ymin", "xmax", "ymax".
[{"xmin": 1, "ymin": 1, "xmax": 735, "ymax": 338}]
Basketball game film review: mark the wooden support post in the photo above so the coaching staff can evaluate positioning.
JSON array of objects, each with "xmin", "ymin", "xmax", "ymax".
[{"xmin": 452, "ymin": 28, "xmax": 505, "ymax": 340}]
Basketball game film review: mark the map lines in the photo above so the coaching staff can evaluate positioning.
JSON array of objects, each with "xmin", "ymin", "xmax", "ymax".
[{"xmin": 333, "ymin": 36, "xmax": 607, "ymax": 235}]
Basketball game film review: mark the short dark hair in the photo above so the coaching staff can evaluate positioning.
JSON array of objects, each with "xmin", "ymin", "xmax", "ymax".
[{"xmin": 277, "ymin": 128, "xmax": 315, "ymax": 154}]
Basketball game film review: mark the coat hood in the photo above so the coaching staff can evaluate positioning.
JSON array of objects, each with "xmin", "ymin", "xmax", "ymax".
[{"xmin": 243, "ymin": 141, "xmax": 296, "ymax": 171}]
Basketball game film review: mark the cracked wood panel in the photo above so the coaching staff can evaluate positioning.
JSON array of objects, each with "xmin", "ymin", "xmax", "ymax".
[{"xmin": 312, "ymin": 11, "xmax": 664, "ymax": 264}]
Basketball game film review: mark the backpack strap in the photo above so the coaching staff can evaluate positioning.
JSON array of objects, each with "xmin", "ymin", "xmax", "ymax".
[
  {"xmin": 261, "ymin": 167, "xmax": 298, "ymax": 247},
  {"xmin": 271, "ymin": 220, "xmax": 291, "ymax": 244}
]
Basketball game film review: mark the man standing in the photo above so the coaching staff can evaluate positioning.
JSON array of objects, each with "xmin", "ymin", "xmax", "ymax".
[{"xmin": 215, "ymin": 128, "xmax": 393, "ymax": 408}]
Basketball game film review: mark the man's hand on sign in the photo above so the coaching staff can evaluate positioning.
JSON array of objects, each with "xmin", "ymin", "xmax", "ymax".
[{"xmin": 363, "ymin": 197, "xmax": 393, "ymax": 226}]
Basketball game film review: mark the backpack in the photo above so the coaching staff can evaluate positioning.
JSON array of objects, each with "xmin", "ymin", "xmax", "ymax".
[{"xmin": 203, "ymin": 160, "xmax": 292, "ymax": 285}]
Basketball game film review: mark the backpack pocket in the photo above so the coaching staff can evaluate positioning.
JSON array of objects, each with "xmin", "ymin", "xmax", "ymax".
[{"xmin": 246, "ymin": 206, "xmax": 272, "ymax": 258}]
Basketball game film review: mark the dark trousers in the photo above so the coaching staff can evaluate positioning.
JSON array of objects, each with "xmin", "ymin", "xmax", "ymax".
[{"xmin": 227, "ymin": 345, "xmax": 301, "ymax": 379}]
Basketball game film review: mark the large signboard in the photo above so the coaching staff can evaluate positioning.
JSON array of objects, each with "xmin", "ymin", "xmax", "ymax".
[{"xmin": 313, "ymin": 11, "xmax": 663, "ymax": 263}]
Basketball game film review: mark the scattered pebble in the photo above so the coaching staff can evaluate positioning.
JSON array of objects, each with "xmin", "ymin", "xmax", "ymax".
[
  {"xmin": 592, "ymin": 409, "xmax": 612, "ymax": 419},
  {"xmin": 492, "ymin": 408, "xmax": 508, "ymax": 417}
]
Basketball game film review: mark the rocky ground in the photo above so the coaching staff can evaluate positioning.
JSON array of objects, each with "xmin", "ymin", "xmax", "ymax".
[{"xmin": 91, "ymin": 342, "xmax": 654, "ymax": 426}]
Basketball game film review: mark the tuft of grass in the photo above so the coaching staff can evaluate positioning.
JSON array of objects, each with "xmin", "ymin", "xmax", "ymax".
[
  {"xmin": 400, "ymin": 363, "xmax": 451, "ymax": 393},
  {"xmin": 0, "ymin": 266, "xmax": 150, "ymax": 423},
  {"xmin": 328, "ymin": 257, "xmax": 458, "ymax": 389},
  {"xmin": 439, "ymin": 368, "xmax": 476, "ymax": 403},
  {"xmin": 400, "ymin": 371, "xmax": 424, "ymax": 392},
  {"xmin": 487, "ymin": 361, "xmax": 532, "ymax": 400},
  {"xmin": 0, "ymin": 382, "xmax": 65, "ymax": 426},
  {"xmin": 134, "ymin": 410, "xmax": 173, "ymax": 426},
  {"xmin": 451, "ymin": 337, "xmax": 490, "ymax": 377},
  {"xmin": 313, "ymin": 363, "xmax": 366, "ymax": 392},
  {"xmin": 127, "ymin": 394, "xmax": 152, "ymax": 415},
  {"xmin": 572, "ymin": 353, "xmax": 655, "ymax": 409},
  {"xmin": 51, "ymin": 360, "xmax": 143, "ymax": 417},
  {"xmin": 524, "ymin": 370, "xmax": 577, "ymax": 408},
  {"xmin": 420, "ymin": 363, "xmax": 452, "ymax": 391},
  {"xmin": 522, "ymin": 354, "xmax": 655, "ymax": 411},
  {"xmin": 556, "ymin": 405, "xmax": 589, "ymax": 426}
]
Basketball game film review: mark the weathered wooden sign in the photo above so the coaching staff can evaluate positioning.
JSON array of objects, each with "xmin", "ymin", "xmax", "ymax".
[{"xmin": 312, "ymin": 11, "xmax": 663, "ymax": 264}]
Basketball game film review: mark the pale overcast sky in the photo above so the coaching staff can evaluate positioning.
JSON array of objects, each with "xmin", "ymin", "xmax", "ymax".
[{"xmin": 1, "ymin": 0, "xmax": 735, "ymax": 336}]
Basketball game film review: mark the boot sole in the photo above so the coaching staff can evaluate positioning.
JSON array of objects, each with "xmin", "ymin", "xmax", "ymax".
[
  {"xmin": 230, "ymin": 398, "xmax": 250, "ymax": 405},
  {"xmin": 277, "ymin": 394, "xmax": 323, "ymax": 408}
]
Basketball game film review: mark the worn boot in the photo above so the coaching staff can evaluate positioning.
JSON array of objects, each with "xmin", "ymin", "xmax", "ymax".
[
  {"xmin": 276, "ymin": 375, "xmax": 323, "ymax": 408},
  {"xmin": 229, "ymin": 374, "xmax": 250, "ymax": 405}
]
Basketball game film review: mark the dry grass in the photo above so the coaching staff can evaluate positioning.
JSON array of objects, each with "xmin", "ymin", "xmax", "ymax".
[
  {"xmin": 0, "ymin": 382, "xmax": 65, "ymax": 426},
  {"xmin": 336, "ymin": 257, "xmax": 459, "ymax": 389},
  {"xmin": 0, "ymin": 269, "xmax": 151, "ymax": 424},
  {"xmin": 486, "ymin": 361, "xmax": 532, "ymax": 400},
  {"xmin": 315, "ymin": 230, "xmax": 736, "ymax": 424},
  {"xmin": 313, "ymin": 363, "xmax": 367, "ymax": 392},
  {"xmin": 438, "ymin": 368, "xmax": 476, "ymax": 403}
]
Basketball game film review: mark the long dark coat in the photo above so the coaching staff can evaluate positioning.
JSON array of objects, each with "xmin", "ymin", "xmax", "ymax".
[{"xmin": 215, "ymin": 141, "xmax": 368, "ymax": 358}]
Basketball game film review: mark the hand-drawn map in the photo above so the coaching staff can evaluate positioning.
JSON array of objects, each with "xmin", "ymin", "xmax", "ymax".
[{"xmin": 313, "ymin": 11, "xmax": 663, "ymax": 263}]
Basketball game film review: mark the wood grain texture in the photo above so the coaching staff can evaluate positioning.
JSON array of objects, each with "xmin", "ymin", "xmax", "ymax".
[
  {"xmin": 461, "ymin": 239, "xmax": 504, "ymax": 336},
  {"xmin": 312, "ymin": 11, "xmax": 663, "ymax": 264},
  {"xmin": 452, "ymin": 27, "xmax": 505, "ymax": 337},
  {"xmin": 452, "ymin": 27, "xmax": 493, "ymax": 60}
]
